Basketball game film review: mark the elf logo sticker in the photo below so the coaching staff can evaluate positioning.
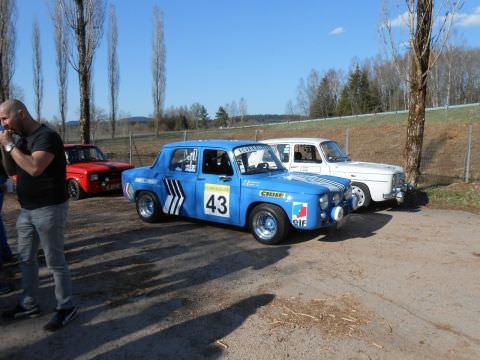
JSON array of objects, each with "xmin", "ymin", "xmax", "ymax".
[{"xmin": 292, "ymin": 202, "xmax": 308, "ymax": 227}]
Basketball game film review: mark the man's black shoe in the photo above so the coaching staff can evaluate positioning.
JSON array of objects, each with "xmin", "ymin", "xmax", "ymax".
[
  {"xmin": 44, "ymin": 306, "xmax": 78, "ymax": 331},
  {"xmin": 2, "ymin": 303, "xmax": 42, "ymax": 320}
]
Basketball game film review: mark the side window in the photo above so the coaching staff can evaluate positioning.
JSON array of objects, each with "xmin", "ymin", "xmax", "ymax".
[
  {"xmin": 170, "ymin": 148, "xmax": 198, "ymax": 172},
  {"xmin": 202, "ymin": 149, "xmax": 233, "ymax": 176},
  {"xmin": 271, "ymin": 144, "xmax": 290, "ymax": 163},
  {"xmin": 293, "ymin": 144, "xmax": 322, "ymax": 163}
]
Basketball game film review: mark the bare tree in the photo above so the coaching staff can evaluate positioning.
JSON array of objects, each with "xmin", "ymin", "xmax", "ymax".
[
  {"xmin": 59, "ymin": 0, "xmax": 105, "ymax": 144},
  {"xmin": 285, "ymin": 100, "xmax": 296, "ymax": 117},
  {"xmin": 295, "ymin": 69, "xmax": 321, "ymax": 116},
  {"xmin": 152, "ymin": 6, "xmax": 166, "ymax": 137},
  {"xmin": 239, "ymin": 97, "xmax": 248, "ymax": 123},
  {"xmin": 32, "ymin": 18, "xmax": 43, "ymax": 121},
  {"xmin": 107, "ymin": 3, "xmax": 119, "ymax": 139},
  {"xmin": 382, "ymin": 0, "xmax": 461, "ymax": 186},
  {"xmin": 224, "ymin": 100, "xmax": 238, "ymax": 126},
  {"xmin": 54, "ymin": 0, "xmax": 69, "ymax": 140},
  {"xmin": 0, "ymin": 0, "xmax": 16, "ymax": 102}
]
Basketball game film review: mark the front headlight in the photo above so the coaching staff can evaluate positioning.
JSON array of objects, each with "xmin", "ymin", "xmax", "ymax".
[
  {"xmin": 319, "ymin": 193, "xmax": 329, "ymax": 210},
  {"xmin": 89, "ymin": 174, "xmax": 99, "ymax": 181},
  {"xmin": 333, "ymin": 192, "xmax": 341, "ymax": 205},
  {"xmin": 344, "ymin": 185, "xmax": 352, "ymax": 200}
]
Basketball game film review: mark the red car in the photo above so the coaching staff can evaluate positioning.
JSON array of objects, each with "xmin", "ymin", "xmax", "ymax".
[{"xmin": 65, "ymin": 144, "xmax": 134, "ymax": 200}]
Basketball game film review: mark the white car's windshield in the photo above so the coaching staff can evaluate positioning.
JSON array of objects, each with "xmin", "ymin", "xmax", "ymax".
[
  {"xmin": 234, "ymin": 145, "xmax": 285, "ymax": 174},
  {"xmin": 320, "ymin": 141, "xmax": 350, "ymax": 163}
]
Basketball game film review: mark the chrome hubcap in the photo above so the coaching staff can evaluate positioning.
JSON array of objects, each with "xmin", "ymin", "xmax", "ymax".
[
  {"xmin": 253, "ymin": 211, "xmax": 277, "ymax": 241},
  {"xmin": 139, "ymin": 197, "xmax": 154, "ymax": 218},
  {"xmin": 352, "ymin": 186, "xmax": 365, "ymax": 207}
]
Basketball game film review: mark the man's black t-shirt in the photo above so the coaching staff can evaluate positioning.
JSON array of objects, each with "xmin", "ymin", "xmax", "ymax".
[{"xmin": 15, "ymin": 125, "xmax": 68, "ymax": 209}]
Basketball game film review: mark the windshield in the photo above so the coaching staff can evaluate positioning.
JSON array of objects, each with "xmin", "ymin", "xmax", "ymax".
[
  {"xmin": 65, "ymin": 146, "xmax": 108, "ymax": 164},
  {"xmin": 320, "ymin": 141, "xmax": 349, "ymax": 163},
  {"xmin": 233, "ymin": 144, "xmax": 285, "ymax": 175}
]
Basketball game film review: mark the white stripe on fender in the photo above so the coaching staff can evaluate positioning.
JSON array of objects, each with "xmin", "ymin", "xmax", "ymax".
[
  {"xmin": 288, "ymin": 173, "xmax": 346, "ymax": 191},
  {"xmin": 162, "ymin": 179, "xmax": 185, "ymax": 215}
]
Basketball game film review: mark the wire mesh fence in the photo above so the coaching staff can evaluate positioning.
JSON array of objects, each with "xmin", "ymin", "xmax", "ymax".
[{"xmin": 90, "ymin": 104, "xmax": 479, "ymax": 186}]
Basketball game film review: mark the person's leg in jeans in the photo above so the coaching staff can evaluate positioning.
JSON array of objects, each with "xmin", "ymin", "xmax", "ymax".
[
  {"xmin": 0, "ymin": 176, "xmax": 12, "ymax": 261},
  {"xmin": 16, "ymin": 208, "xmax": 41, "ymax": 308},
  {"xmin": 32, "ymin": 201, "xmax": 73, "ymax": 310}
]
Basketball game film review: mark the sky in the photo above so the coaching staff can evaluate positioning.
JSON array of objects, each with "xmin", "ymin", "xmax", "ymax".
[{"xmin": 12, "ymin": 0, "xmax": 480, "ymax": 122}]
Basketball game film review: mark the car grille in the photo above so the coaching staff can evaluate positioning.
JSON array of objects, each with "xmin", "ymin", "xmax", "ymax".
[
  {"xmin": 393, "ymin": 172, "xmax": 405, "ymax": 187},
  {"xmin": 99, "ymin": 172, "xmax": 121, "ymax": 182}
]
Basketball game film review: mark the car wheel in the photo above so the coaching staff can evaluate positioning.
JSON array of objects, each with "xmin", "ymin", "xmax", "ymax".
[
  {"xmin": 68, "ymin": 179, "xmax": 85, "ymax": 200},
  {"xmin": 352, "ymin": 182, "xmax": 371, "ymax": 208},
  {"xmin": 248, "ymin": 204, "xmax": 289, "ymax": 245},
  {"xmin": 136, "ymin": 191, "xmax": 162, "ymax": 223}
]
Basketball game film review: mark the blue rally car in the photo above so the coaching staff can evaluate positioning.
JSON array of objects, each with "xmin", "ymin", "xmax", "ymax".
[{"xmin": 122, "ymin": 140, "xmax": 358, "ymax": 245}]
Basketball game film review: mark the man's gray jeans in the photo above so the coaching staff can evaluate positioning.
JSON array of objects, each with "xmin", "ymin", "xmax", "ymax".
[{"xmin": 16, "ymin": 200, "xmax": 73, "ymax": 310}]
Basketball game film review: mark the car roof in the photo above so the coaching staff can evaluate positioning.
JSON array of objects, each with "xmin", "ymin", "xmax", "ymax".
[
  {"xmin": 262, "ymin": 137, "xmax": 332, "ymax": 144},
  {"xmin": 64, "ymin": 144, "xmax": 97, "ymax": 149},
  {"xmin": 163, "ymin": 139, "xmax": 266, "ymax": 151}
]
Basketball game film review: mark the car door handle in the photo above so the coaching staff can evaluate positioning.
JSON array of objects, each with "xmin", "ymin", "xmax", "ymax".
[{"xmin": 219, "ymin": 176, "xmax": 232, "ymax": 182}]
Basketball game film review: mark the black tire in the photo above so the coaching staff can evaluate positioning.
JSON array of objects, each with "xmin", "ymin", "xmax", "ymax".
[
  {"xmin": 68, "ymin": 179, "xmax": 85, "ymax": 200},
  {"xmin": 136, "ymin": 191, "xmax": 163, "ymax": 223},
  {"xmin": 352, "ymin": 182, "xmax": 371, "ymax": 208},
  {"xmin": 248, "ymin": 204, "xmax": 289, "ymax": 245}
]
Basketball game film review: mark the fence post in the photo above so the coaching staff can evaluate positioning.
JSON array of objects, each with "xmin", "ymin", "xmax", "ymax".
[
  {"xmin": 465, "ymin": 124, "xmax": 472, "ymax": 183},
  {"xmin": 184, "ymin": 130, "xmax": 187, "ymax": 141},
  {"xmin": 345, "ymin": 128, "xmax": 350, "ymax": 156},
  {"xmin": 129, "ymin": 132, "xmax": 132, "ymax": 164},
  {"xmin": 255, "ymin": 130, "xmax": 258, "ymax": 141}
]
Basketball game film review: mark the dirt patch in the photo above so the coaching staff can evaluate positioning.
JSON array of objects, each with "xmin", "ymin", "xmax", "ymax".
[{"xmin": 265, "ymin": 294, "xmax": 374, "ymax": 337}]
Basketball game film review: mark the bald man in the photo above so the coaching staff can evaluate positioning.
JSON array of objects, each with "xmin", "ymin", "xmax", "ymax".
[{"xmin": 0, "ymin": 99, "xmax": 77, "ymax": 331}]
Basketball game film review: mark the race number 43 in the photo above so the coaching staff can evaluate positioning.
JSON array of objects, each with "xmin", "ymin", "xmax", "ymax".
[{"xmin": 204, "ymin": 183, "xmax": 230, "ymax": 217}]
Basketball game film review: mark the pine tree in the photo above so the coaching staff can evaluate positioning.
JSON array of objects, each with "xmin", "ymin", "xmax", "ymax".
[{"xmin": 214, "ymin": 106, "xmax": 229, "ymax": 127}]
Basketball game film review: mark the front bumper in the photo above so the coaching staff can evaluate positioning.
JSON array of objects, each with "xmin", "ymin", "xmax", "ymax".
[{"xmin": 383, "ymin": 183, "xmax": 414, "ymax": 204}]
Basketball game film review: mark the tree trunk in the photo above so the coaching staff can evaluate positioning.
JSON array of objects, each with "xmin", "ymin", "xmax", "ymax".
[
  {"xmin": 75, "ymin": 0, "xmax": 91, "ymax": 144},
  {"xmin": 79, "ymin": 69, "xmax": 91, "ymax": 144},
  {"xmin": 403, "ymin": 0, "xmax": 432, "ymax": 187},
  {"xmin": 404, "ymin": 67, "xmax": 427, "ymax": 186}
]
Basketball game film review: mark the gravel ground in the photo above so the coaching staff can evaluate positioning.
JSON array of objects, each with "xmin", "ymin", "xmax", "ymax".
[{"xmin": 0, "ymin": 193, "xmax": 479, "ymax": 360}]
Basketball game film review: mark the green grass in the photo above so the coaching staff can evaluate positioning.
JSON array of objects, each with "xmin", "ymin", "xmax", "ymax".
[{"xmin": 424, "ymin": 184, "xmax": 480, "ymax": 214}]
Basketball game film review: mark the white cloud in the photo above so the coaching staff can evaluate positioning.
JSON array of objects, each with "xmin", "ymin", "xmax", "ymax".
[
  {"xmin": 389, "ymin": 11, "xmax": 409, "ymax": 28},
  {"xmin": 454, "ymin": 6, "xmax": 480, "ymax": 27},
  {"xmin": 329, "ymin": 27, "xmax": 345, "ymax": 35}
]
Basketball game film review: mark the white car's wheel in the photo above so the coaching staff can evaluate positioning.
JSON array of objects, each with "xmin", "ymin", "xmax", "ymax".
[{"xmin": 352, "ymin": 182, "xmax": 371, "ymax": 208}]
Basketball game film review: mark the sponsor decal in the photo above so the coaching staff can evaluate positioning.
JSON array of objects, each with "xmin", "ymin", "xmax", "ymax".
[
  {"xmin": 292, "ymin": 202, "xmax": 308, "ymax": 227},
  {"xmin": 163, "ymin": 179, "xmax": 185, "ymax": 215},
  {"xmin": 134, "ymin": 177, "xmax": 158, "ymax": 185},
  {"xmin": 234, "ymin": 145, "xmax": 271, "ymax": 155},
  {"xmin": 124, "ymin": 183, "xmax": 134, "ymax": 200},
  {"xmin": 287, "ymin": 173, "xmax": 346, "ymax": 191},
  {"xmin": 204, "ymin": 183, "xmax": 230, "ymax": 217},
  {"xmin": 259, "ymin": 190, "xmax": 286, "ymax": 199},
  {"xmin": 243, "ymin": 180, "xmax": 260, "ymax": 187}
]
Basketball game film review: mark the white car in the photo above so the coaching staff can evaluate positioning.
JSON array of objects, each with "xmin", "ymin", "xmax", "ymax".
[{"xmin": 263, "ymin": 138, "xmax": 410, "ymax": 208}]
